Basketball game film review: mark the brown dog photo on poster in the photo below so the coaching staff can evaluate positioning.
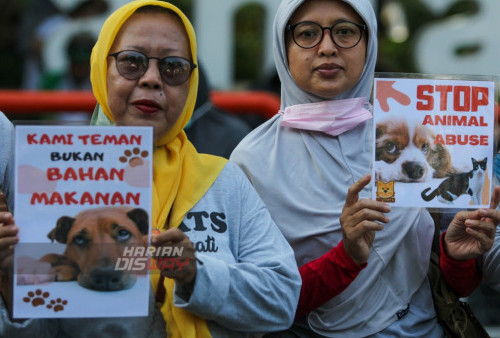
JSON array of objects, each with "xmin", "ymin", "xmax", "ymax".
[
  {"xmin": 375, "ymin": 116, "xmax": 454, "ymax": 182},
  {"xmin": 17, "ymin": 206, "xmax": 149, "ymax": 291}
]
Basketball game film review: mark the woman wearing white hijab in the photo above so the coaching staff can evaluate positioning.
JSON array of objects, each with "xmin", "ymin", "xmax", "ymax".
[{"xmin": 231, "ymin": 0, "xmax": 500, "ymax": 336}]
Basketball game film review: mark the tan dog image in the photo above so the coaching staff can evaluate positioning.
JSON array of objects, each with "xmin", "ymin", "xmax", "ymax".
[
  {"xmin": 375, "ymin": 117, "xmax": 453, "ymax": 182},
  {"xmin": 38, "ymin": 206, "xmax": 149, "ymax": 291}
]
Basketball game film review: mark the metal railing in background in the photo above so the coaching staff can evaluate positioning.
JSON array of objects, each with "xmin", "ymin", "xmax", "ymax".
[
  {"xmin": 0, "ymin": 90, "xmax": 280, "ymax": 120},
  {"xmin": 2, "ymin": 91, "xmax": 500, "ymax": 127}
]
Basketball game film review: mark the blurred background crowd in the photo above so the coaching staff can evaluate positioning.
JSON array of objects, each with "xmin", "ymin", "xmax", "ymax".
[
  {"xmin": 2, "ymin": 0, "xmax": 500, "ymax": 94},
  {"xmin": 0, "ymin": 0, "xmax": 499, "ymax": 332}
]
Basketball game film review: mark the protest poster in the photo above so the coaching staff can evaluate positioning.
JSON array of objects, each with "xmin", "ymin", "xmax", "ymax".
[
  {"xmin": 12, "ymin": 125, "xmax": 153, "ymax": 318},
  {"xmin": 372, "ymin": 73, "xmax": 497, "ymax": 208}
]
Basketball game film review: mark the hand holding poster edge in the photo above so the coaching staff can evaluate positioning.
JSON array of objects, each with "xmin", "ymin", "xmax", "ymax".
[{"xmin": 372, "ymin": 72, "xmax": 498, "ymax": 209}]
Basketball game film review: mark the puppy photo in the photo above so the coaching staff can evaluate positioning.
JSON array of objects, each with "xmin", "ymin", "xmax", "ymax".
[
  {"xmin": 375, "ymin": 116, "xmax": 453, "ymax": 182},
  {"xmin": 18, "ymin": 206, "xmax": 149, "ymax": 291}
]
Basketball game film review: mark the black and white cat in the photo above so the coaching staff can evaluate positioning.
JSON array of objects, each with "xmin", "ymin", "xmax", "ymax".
[{"xmin": 420, "ymin": 157, "xmax": 487, "ymax": 204}]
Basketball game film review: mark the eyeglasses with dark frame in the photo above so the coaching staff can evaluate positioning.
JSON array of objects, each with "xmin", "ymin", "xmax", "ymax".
[
  {"xmin": 108, "ymin": 50, "xmax": 197, "ymax": 86},
  {"xmin": 287, "ymin": 20, "xmax": 367, "ymax": 49}
]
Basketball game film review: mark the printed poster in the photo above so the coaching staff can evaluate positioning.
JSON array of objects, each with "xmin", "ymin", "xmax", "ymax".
[
  {"xmin": 13, "ymin": 125, "xmax": 153, "ymax": 318},
  {"xmin": 372, "ymin": 74, "xmax": 496, "ymax": 208}
]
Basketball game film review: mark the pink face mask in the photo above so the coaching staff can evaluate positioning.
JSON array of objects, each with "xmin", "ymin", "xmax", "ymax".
[{"xmin": 280, "ymin": 97, "xmax": 372, "ymax": 136}]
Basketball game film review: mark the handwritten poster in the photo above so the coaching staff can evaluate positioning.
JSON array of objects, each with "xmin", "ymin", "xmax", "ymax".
[
  {"xmin": 372, "ymin": 74, "xmax": 496, "ymax": 208},
  {"xmin": 13, "ymin": 125, "xmax": 153, "ymax": 318}
]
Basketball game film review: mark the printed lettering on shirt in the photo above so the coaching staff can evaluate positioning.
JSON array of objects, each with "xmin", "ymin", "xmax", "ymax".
[{"xmin": 179, "ymin": 210, "xmax": 228, "ymax": 253}]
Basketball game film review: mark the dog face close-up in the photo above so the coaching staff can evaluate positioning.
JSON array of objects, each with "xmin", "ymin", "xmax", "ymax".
[
  {"xmin": 46, "ymin": 206, "xmax": 149, "ymax": 291},
  {"xmin": 375, "ymin": 118, "xmax": 452, "ymax": 182}
]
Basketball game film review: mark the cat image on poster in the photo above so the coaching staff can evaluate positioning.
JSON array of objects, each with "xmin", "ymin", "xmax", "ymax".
[{"xmin": 420, "ymin": 157, "xmax": 487, "ymax": 204}]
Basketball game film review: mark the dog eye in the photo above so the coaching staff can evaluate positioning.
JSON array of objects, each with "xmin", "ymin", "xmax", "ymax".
[
  {"xmin": 73, "ymin": 235, "xmax": 89, "ymax": 246},
  {"xmin": 117, "ymin": 229, "xmax": 131, "ymax": 242},
  {"xmin": 384, "ymin": 142, "xmax": 397, "ymax": 154},
  {"xmin": 421, "ymin": 144, "xmax": 429, "ymax": 154}
]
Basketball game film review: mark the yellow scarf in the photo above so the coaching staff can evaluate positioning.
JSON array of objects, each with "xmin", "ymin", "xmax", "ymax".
[{"xmin": 90, "ymin": 1, "xmax": 226, "ymax": 336}]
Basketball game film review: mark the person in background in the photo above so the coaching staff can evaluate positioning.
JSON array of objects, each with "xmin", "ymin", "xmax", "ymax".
[
  {"xmin": 43, "ymin": 32, "xmax": 96, "ymax": 122},
  {"xmin": 1, "ymin": 1, "xmax": 301, "ymax": 337},
  {"xmin": 18, "ymin": 0, "xmax": 108, "ymax": 90},
  {"xmin": 184, "ymin": 62, "xmax": 252, "ymax": 158},
  {"xmin": 230, "ymin": 0, "xmax": 500, "ymax": 336},
  {"xmin": 41, "ymin": 32, "xmax": 95, "ymax": 92}
]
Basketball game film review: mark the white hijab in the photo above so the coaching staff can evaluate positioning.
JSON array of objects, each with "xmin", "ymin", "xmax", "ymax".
[
  {"xmin": 231, "ymin": 0, "xmax": 434, "ymax": 336},
  {"xmin": 275, "ymin": 0, "xmax": 377, "ymax": 108}
]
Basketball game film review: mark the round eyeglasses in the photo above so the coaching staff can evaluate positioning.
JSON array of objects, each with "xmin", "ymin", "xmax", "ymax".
[
  {"xmin": 287, "ymin": 20, "xmax": 366, "ymax": 49},
  {"xmin": 108, "ymin": 50, "xmax": 197, "ymax": 86}
]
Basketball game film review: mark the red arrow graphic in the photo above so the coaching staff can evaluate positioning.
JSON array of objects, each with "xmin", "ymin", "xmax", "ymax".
[{"xmin": 376, "ymin": 80, "xmax": 411, "ymax": 112}]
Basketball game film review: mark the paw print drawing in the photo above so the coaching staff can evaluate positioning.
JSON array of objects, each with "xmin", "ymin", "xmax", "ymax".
[
  {"xmin": 17, "ymin": 165, "xmax": 57, "ymax": 195},
  {"xmin": 46, "ymin": 298, "xmax": 68, "ymax": 312},
  {"xmin": 119, "ymin": 148, "xmax": 149, "ymax": 167},
  {"xmin": 120, "ymin": 148, "xmax": 150, "ymax": 188},
  {"xmin": 23, "ymin": 289, "xmax": 50, "ymax": 307}
]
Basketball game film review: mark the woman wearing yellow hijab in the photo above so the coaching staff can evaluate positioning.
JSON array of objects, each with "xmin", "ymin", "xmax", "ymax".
[
  {"xmin": 0, "ymin": 1, "xmax": 300, "ymax": 337},
  {"xmin": 89, "ymin": 1, "xmax": 301, "ymax": 337}
]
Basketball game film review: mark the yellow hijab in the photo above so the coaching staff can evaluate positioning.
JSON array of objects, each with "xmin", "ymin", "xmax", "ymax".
[{"xmin": 90, "ymin": 1, "xmax": 226, "ymax": 336}]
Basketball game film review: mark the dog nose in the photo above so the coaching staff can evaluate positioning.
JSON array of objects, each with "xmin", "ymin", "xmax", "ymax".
[
  {"xmin": 89, "ymin": 268, "xmax": 124, "ymax": 291},
  {"xmin": 402, "ymin": 161, "xmax": 425, "ymax": 180}
]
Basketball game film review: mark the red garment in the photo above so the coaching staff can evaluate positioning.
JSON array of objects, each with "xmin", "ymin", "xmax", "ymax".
[
  {"xmin": 296, "ymin": 234, "xmax": 482, "ymax": 319},
  {"xmin": 439, "ymin": 232, "xmax": 482, "ymax": 297},
  {"xmin": 295, "ymin": 240, "xmax": 366, "ymax": 318}
]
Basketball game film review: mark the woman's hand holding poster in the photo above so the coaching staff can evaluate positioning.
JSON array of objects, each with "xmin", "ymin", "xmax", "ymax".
[{"xmin": 372, "ymin": 73, "xmax": 497, "ymax": 209}]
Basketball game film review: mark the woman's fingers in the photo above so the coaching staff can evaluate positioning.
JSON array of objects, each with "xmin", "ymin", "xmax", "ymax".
[
  {"xmin": 150, "ymin": 229, "xmax": 197, "ymax": 287},
  {"xmin": 0, "ymin": 219, "xmax": 18, "ymax": 272},
  {"xmin": 489, "ymin": 186, "xmax": 500, "ymax": 209},
  {"xmin": 478, "ymin": 208, "xmax": 500, "ymax": 226},
  {"xmin": 151, "ymin": 228, "xmax": 186, "ymax": 246},
  {"xmin": 349, "ymin": 220, "xmax": 384, "ymax": 238},
  {"xmin": 0, "ymin": 225, "xmax": 18, "ymax": 250},
  {"xmin": 342, "ymin": 176, "xmax": 390, "ymax": 238},
  {"xmin": 341, "ymin": 174, "xmax": 390, "ymax": 265},
  {"xmin": 465, "ymin": 216, "xmax": 496, "ymax": 235},
  {"xmin": 345, "ymin": 174, "xmax": 371, "ymax": 206},
  {"xmin": 341, "ymin": 199, "xmax": 389, "ymax": 244},
  {"xmin": 0, "ymin": 245, "xmax": 14, "ymax": 264},
  {"xmin": 0, "ymin": 254, "xmax": 13, "ymax": 270},
  {"xmin": 0, "ymin": 212, "xmax": 14, "ymax": 227},
  {"xmin": 350, "ymin": 199, "xmax": 390, "ymax": 223},
  {"xmin": 464, "ymin": 226, "xmax": 494, "ymax": 252}
]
